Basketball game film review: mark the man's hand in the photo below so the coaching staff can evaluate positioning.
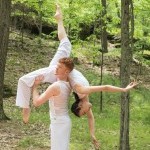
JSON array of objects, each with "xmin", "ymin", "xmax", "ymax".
[
  {"xmin": 33, "ymin": 75, "xmax": 44, "ymax": 87},
  {"xmin": 91, "ymin": 135, "xmax": 100, "ymax": 149},
  {"xmin": 32, "ymin": 75, "xmax": 44, "ymax": 107}
]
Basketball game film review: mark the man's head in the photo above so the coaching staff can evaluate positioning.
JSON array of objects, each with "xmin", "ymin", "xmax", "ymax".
[
  {"xmin": 55, "ymin": 57, "xmax": 74, "ymax": 78},
  {"xmin": 71, "ymin": 92, "xmax": 92, "ymax": 117}
]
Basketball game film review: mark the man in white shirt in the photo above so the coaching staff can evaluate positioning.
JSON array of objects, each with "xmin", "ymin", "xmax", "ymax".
[{"xmin": 32, "ymin": 57, "xmax": 74, "ymax": 150}]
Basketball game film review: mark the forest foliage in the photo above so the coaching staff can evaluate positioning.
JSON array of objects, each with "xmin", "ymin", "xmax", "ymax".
[
  {"xmin": 11, "ymin": 0, "xmax": 150, "ymax": 51},
  {"xmin": 0, "ymin": 1, "xmax": 149, "ymax": 149}
]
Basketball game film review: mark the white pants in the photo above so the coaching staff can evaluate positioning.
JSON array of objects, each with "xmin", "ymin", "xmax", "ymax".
[
  {"xmin": 50, "ymin": 115, "xmax": 71, "ymax": 150},
  {"xmin": 16, "ymin": 37, "xmax": 71, "ymax": 108},
  {"xmin": 69, "ymin": 69, "xmax": 89, "ymax": 99}
]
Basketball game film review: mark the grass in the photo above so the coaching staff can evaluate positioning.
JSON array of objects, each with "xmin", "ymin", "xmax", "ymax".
[
  {"xmin": 10, "ymin": 69, "xmax": 149, "ymax": 150},
  {"xmin": 69, "ymin": 81, "xmax": 150, "ymax": 150},
  {"xmin": 3, "ymin": 34, "xmax": 150, "ymax": 149}
]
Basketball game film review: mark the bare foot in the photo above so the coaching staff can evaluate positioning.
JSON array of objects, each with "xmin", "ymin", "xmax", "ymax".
[
  {"xmin": 22, "ymin": 108, "xmax": 30, "ymax": 124},
  {"xmin": 54, "ymin": 4, "xmax": 63, "ymax": 21}
]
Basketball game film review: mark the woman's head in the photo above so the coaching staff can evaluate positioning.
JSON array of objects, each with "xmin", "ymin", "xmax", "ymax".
[
  {"xmin": 71, "ymin": 92, "xmax": 92, "ymax": 117},
  {"xmin": 71, "ymin": 92, "xmax": 81, "ymax": 117}
]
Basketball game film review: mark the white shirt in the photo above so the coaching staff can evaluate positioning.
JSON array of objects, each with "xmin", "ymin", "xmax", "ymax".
[{"xmin": 49, "ymin": 80, "xmax": 71, "ymax": 117}]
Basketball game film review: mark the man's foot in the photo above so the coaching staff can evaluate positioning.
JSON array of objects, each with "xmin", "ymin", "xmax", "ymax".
[
  {"xmin": 22, "ymin": 108, "xmax": 30, "ymax": 124},
  {"xmin": 54, "ymin": 4, "xmax": 63, "ymax": 21}
]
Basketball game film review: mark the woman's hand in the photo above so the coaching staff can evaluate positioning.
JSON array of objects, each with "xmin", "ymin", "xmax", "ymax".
[
  {"xmin": 125, "ymin": 81, "xmax": 139, "ymax": 91},
  {"xmin": 91, "ymin": 135, "xmax": 100, "ymax": 149}
]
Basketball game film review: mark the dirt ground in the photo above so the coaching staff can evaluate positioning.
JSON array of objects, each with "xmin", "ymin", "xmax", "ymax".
[
  {"xmin": 0, "ymin": 97, "xmax": 50, "ymax": 150},
  {"xmin": 1, "ymin": 61, "xmax": 149, "ymax": 150}
]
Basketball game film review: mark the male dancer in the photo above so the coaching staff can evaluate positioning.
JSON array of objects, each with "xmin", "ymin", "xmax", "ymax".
[{"xmin": 32, "ymin": 57, "xmax": 74, "ymax": 150}]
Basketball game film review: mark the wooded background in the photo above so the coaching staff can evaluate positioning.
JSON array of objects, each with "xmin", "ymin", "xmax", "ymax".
[{"xmin": 0, "ymin": 0, "xmax": 149, "ymax": 150}]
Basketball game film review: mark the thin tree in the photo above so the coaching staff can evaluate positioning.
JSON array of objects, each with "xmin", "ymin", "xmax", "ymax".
[
  {"xmin": 20, "ymin": 3, "xmax": 25, "ymax": 49},
  {"xmin": 37, "ymin": 0, "xmax": 43, "ymax": 46},
  {"xmin": 0, "ymin": 0, "xmax": 11, "ymax": 120},
  {"xmin": 119, "ymin": 0, "xmax": 133, "ymax": 149},
  {"xmin": 68, "ymin": 0, "xmax": 73, "ymax": 37},
  {"xmin": 101, "ymin": 0, "xmax": 107, "ymax": 53},
  {"xmin": 100, "ymin": 0, "xmax": 107, "ymax": 112}
]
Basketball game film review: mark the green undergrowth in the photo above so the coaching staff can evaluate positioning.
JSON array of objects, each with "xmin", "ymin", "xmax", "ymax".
[
  {"xmin": 9, "ymin": 67, "xmax": 149, "ymax": 150},
  {"xmin": 3, "ymin": 33, "xmax": 150, "ymax": 150}
]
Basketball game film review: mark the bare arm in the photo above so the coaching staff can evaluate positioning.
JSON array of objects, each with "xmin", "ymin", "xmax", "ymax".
[
  {"xmin": 75, "ymin": 81, "xmax": 138, "ymax": 95},
  {"xmin": 32, "ymin": 82, "xmax": 60, "ymax": 107},
  {"xmin": 86, "ymin": 109, "xmax": 100, "ymax": 149}
]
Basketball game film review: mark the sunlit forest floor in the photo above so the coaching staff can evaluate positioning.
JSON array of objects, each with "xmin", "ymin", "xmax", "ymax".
[{"xmin": 0, "ymin": 31, "xmax": 150, "ymax": 150}]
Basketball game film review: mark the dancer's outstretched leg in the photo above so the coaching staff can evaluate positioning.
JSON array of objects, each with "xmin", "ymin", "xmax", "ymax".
[
  {"xmin": 49, "ymin": 4, "xmax": 71, "ymax": 66},
  {"xmin": 16, "ymin": 4, "xmax": 72, "ymax": 124},
  {"xmin": 55, "ymin": 4, "xmax": 66, "ymax": 41}
]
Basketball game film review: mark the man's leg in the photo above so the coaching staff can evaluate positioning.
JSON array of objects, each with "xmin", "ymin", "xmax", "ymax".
[{"xmin": 50, "ymin": 116, "xmax": 71, "ymax": 150}]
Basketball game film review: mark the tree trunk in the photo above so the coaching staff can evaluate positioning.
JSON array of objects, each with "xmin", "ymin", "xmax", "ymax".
[
  {"xmin": 99, "ymin": 0, "xmax": 107, "ymax": 112},
  {"xmin": 101, "ymin": 0, "xmax": 108, "ymax": 53},
  {"xmin": 68, "ymin": 0, "xmax": 73, "ymax": 37},
  {"xmin": 119, "ymin": 0, "xmax": 132, "ymax": 149},
  {"xmin": 38, "ymin": 0, "xmax": 43, "ymax": 47},
  {"xmin": 21, "ymin": 6, "xmax": 25, "ymax": 49},
  {"xmin": 0, "ymin": 0, "xmax": 11, "ymax": 120}
]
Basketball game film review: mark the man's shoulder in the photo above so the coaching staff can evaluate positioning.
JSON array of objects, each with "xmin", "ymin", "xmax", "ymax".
[
  {"xmin": 51, "ymin": 81, "xmax": 60, "ymax": 88},
  {"xmin": 47, "ymin": 82, "xmax": 60, "ymax": 96}
]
